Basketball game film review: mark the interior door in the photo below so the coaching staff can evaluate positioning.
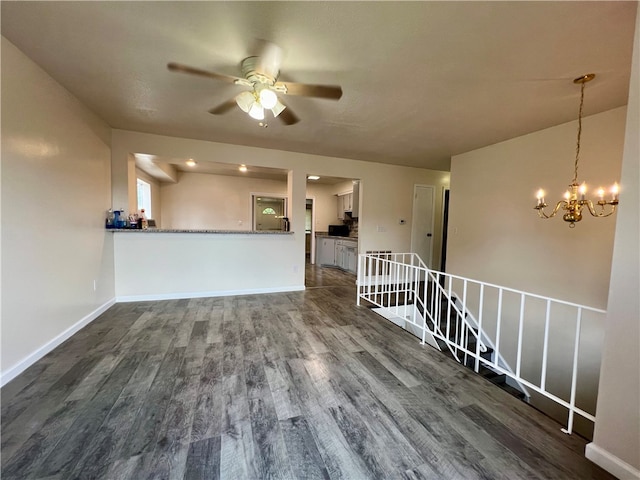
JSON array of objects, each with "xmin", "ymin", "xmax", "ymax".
[{"xmin": 411, "ymin": 184, "xmax": 435, "ymax": 268}]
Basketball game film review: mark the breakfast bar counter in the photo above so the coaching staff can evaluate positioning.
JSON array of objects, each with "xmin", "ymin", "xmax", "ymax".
[
  {"xmin": 110, "ymin": 228, "xmax": 294, "ymax": 234},
  {"xmin": 112, "ymin": 228, "xmax": 303, "ymax": 301}
]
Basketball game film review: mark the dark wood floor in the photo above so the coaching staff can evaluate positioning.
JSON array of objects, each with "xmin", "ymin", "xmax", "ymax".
[{"xmin": 1, "ymin": 264, "xmax": 614, "ymax": 479}]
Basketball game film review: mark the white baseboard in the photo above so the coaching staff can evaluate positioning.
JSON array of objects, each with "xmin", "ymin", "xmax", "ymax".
[
  {"xmin": 116, "ymin": 285, "xmax": 305, "ymax": 303},
  {"xmin": 0, "ymin": 298, "xmax": 117, "ymax": 387},
  {"xmin": 2, "ymin": 287, "xmax": 305, "ymax": 386},
  {"xmin": 586, "ymin": 442, "xmax": 640, "ymax": 479}
]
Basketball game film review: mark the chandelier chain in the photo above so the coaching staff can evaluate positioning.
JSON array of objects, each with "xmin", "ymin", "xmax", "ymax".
[{"xmin": 573, "ymin": 80, "xmax": 585, "ymax": 185}]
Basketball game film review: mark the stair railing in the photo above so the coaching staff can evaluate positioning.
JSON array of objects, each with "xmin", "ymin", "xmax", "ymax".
[
  {"xmin": 424, "ymin": 271, "xmax": 530, "ymax": 399},
  {"xmin": 357, "ymin": 252, "xmax": 607, "ymax": 435}
]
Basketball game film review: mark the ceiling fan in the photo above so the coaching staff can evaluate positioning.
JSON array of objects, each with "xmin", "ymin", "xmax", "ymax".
[{"xmin": 168, "ymin": 42, "xmax": 343, "ymax": 125}]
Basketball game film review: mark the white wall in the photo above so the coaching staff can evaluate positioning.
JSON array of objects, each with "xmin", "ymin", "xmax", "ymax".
[
  {"xmin": 110, "ymin": 129, "xmax": 450, "ymax": 286},
  {"xmin": 160, "ymin": 173, "xmax": 287, "ymax": 230},
  {"xmin": 1, "ymin": 37, "xmax": 115, "ymax": 383},
  {"xmin": 448, "ymin": 107, "xmax": 626, "ymax": 308},
  {"xmin": 143, "ymin": 171, "xmax": 343, "ymax": 233},
  {"xmin": 306, "ymin": 182, "xmax": 343, "ymax": 231},
  {"xmin": 114, "ymin": 232, "xmax": 302, "ymax": 300},
  {"xmin": 587, "ymin": 8, "xmax": 640, "ymax": 478},
  {"xmin": 447, "ymin": 106, "xmax": 627, "ymax": 437}
]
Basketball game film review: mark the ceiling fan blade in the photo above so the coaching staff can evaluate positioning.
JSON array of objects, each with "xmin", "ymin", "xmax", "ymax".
[
  {"xmin": 255, "ymin": 41, "xmax": 283, "ymax": 79},
  {"xmin": 276, "ymin": 104, "xmax": 300, "ymax": 125},
  {"xmin": 208, "ymin": 99, "xmax": 237, "ymax": 115},
  {"xmin": 167, "ymin": 62, "xmax": 241, "ymax": 84},
  {"xmin": 277, "ymin": 81, "xmax": 343, "ymax": 100}
]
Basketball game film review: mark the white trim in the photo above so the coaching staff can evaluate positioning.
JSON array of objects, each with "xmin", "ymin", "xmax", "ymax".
[
  {"xmin": 116, "ymin": 285, "xmax": 305, "ymax": 303},
  {"xmin": 0, "ymin": 298, "xmax": 117, "ymax": 387},
  {"xmin": 586, "ymin": 443, "xmax": 640, "ymax": 479}
]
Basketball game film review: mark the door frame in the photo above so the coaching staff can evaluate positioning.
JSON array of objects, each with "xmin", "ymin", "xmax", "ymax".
[
  {"xmin": 410, "ymin": 184, "xmax": 436, "ymax": 268},
  {"xmin": 307, "ymin": 196, "xmax": 317, "ymax": 264}
]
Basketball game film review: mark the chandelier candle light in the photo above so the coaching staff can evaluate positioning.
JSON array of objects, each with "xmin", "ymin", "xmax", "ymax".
[{"xmin": 534, "ymin": 73, "xmax": 619, "ymax": 228}]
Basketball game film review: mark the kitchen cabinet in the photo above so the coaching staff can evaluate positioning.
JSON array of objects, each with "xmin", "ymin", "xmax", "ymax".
[
  {"xmin": 317, "ymin": 237, "xmax": 336, "ymax": 266},
  {"xmin": 336, "ymin": 239, "xmax": 358, "ymax": 274},
  {"xmin": 336, "ymin": 192, "xmax": 353, "ymax": 219},
  {"xmin": 351, "ymin": 181, "xmax": 360, "ymax": 217},
  {"xmin": 335, "ymin": 242, "xmax": 345, "ymax": 268},
  {"xmin": 336, "ymin": 181, "xmax": 360, "ymax": 219},
  {"xmin": 346, "ymin": 244, "xmax": 357, "ymax": 273},
  {"xmin": 317, "ymin": 236, "xmax": 357, "ymax": 273}
]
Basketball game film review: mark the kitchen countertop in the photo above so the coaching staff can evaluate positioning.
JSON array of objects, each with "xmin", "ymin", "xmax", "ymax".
[
  {"xmin": 109, "ymin": 228, "xmax": 294, "ymax": 234},
  {"xmin": 315, "ymin": 234, "xmax": 357, "ymax": 241}
]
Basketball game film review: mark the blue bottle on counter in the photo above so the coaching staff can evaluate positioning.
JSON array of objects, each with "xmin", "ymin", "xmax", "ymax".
[{"xmin": 114, "ymin": 209, "xmax": 126, "ymax": 228}]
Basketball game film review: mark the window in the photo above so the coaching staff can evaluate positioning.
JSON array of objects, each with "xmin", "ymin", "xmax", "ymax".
[
  {"xmin": 136, "ymin": 178, "xmax": 152, "ymax": 218},
  {"xmin": 262, "ymin": 207, "xmax": 277, "ymax": 215}
]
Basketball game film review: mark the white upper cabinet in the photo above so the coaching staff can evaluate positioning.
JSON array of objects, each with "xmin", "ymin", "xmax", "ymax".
[{"xmin": 336, "ymin": 181, "xmax": 360, "ymax": 219}]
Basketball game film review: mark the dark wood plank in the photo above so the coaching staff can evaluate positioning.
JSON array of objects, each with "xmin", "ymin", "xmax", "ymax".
[
  {"xmin": 219, "ymin": 374, "xmax": 258, "ymax": 479},
  {"xmin": 280, "ymin": 415, "xmax": 330, "ymax": 480},
  {"xmin": 0, "ymin": 400, "xmax": 82, "ymax": 479},
  {"xmin": 461, "ymin": 404, "xmax": 612, "ymax": 480},
  {"xmin": 184, "ymin": 436, "xmax": 221, "ymax": 480},
  {"xmin": 1, "ymin": 264, "xmax": 615, "ymax": 480},
  {"xmin": 190, "ymin": 344, "xmax": 224, "ymax": 442},
  {"xmin": 35, "ymin": 352, "xmax": 144, "ymax": 477},
  {"xmin": 1, "ymin": 356, "xmax": 101, "ymax": 461},
  {"xmin": 119, "ymin": 347, "xmax": 185, "ymax": 458},
  {"xmin": 70, "ymin": 393, "xmax": 145, "ymax": 479},
  {"xmin": 284, "ymin": 358, "xmax": 371, "ymax": 479}
]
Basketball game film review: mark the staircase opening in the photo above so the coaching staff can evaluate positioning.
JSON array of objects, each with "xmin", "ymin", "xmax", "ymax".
[{"xmin": 357, "ymin": 252, "xmax": 606, "ymax": 439}]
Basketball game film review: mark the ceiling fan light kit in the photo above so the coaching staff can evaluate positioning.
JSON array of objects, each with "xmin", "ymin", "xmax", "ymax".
[
  {"xmin": 533, "ymin": 73, "xmax": 620, "ymax": 228},
  {"xmin": 235, "ymin": 91, "xmax": 256, "ymax": 113},
  {"xmin": 248, "ymin": 102, "xmax": 265, "ymax": 120},
  {"xmin": 168, "ymin": 41, "xmax": 342, "ymax": 126},
  {"xmin": 257, "ymin": 85, "xmax": 278, "ymax": 109}
]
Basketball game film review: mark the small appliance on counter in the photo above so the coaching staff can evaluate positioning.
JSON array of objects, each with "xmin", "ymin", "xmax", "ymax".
[{"xmin": 328, "ymin": 224, "xmax": 349, "ymax": 237}]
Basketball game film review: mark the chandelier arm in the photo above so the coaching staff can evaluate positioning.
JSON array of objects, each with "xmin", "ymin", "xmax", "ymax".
[
  {"xmin": 536, "ymin": 201, "xmax": 566, "ymax": 219},
  {"xmin": 585, "ymin": 201, "xmax": 617, "ymax": 218}
]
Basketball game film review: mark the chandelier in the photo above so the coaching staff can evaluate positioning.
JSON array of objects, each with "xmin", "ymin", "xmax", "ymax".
[{"xmin": 534, "ymin": 73, "xmax": 619, "ymax": 227}]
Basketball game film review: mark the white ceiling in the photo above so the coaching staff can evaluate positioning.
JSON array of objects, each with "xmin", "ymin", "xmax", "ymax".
[
  {"xmin": 1, "ymin": 1, "xmax": 637, "ymax": 172},
  {"xmin": 134, "ymin": 153, "xmax": 346, "ymax": 184}
]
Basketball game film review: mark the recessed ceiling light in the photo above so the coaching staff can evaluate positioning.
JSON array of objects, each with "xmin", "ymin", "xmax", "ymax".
[
  {"xmin": 307, "ymin": 175, "xmax": 320, "ymax": 180},
  {"xmin": 239, "ymin": 164, "xmax": 248, "ymax": 172},
  {"xmin": 185, "ymin": 159, "xmax": 197, "ymax": 167}
]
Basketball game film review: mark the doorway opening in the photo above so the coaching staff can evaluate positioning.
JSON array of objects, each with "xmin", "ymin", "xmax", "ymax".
[
  {"xmin": 441, "ymin": 188, "xmax": 450, "ymax": 272},
  {"xmin": 410, "ymin": 184, "xmax": 435, "ymax": 268},
  {"xmin": 306, "ymin": 198, "xmax": 315, "ymax": 264}
]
